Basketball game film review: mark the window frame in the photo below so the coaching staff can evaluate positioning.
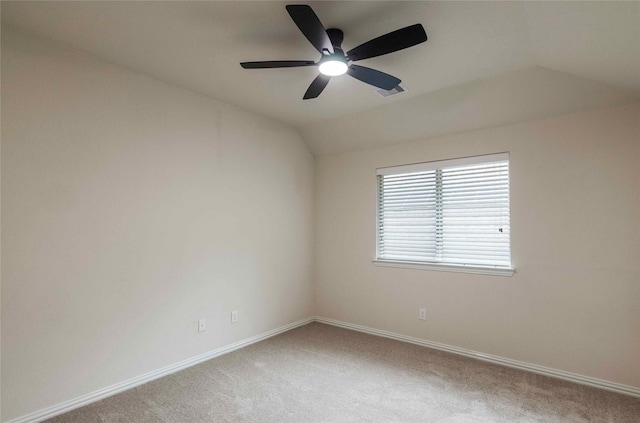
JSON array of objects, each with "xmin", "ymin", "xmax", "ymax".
[{"xmin": 374, "ymin": 153, "xmax": 515, "ymax": 276}]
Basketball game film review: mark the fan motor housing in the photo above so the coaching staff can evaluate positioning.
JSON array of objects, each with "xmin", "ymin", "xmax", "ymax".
[{"xmin": 326, "ymin": 28, "xmax": 344, "ymax": 48}]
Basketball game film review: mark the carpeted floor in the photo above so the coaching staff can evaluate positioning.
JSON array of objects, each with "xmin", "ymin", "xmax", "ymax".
[{"xmin": 46, "ymin": 322, "xmax": 639, "ymax": 422}]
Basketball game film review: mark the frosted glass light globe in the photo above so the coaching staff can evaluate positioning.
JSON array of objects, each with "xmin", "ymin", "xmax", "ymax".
[{"xmin": 319, "ymin": 60, "xmax": 348, "ymax": 76}]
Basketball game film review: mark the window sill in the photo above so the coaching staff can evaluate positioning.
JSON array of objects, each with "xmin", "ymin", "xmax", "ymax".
[{"xmin": 372, "ymin": 259, "xmax": 515, "ymax": 277}]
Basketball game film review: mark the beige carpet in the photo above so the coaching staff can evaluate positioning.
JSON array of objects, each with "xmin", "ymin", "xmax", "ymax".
[{"xmin": 46, "ymin": 322, "xmax": 639, "ymax": 422}]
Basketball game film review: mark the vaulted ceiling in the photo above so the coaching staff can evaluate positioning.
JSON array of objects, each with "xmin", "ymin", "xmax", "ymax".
[{"xmin": 2, "ymin": 1, "xmax": 639, "ymax": 154}]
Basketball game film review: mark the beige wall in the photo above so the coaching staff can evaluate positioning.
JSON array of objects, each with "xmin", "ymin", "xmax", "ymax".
[
  {"xmin": 0, "ymin": 10, "xmax": 3, "ymax": 421},
  {"xmin": 1, "ymin": 28, "xmax": 314, "ymax": 421},
  {"xmin": 315, "ymin": 102, "xmax": 640, "ymax": 388}
]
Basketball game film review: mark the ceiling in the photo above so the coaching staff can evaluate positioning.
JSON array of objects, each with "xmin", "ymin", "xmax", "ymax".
[{"xmin": 2, "ymin": 1, "xmax": 639, "ymax": 155}]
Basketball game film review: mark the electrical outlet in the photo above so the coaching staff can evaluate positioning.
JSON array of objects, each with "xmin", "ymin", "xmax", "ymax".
[
  {"xmin": 231, "ymin": 310, "xmax": 238, "ymax": 323},
  {"xmin": 198, "ymin": 319, "xmax": 206, "ymax": 332},
  {"xmin": 419, "ymin": 308, "xmax": 427, "ymax": 320}
]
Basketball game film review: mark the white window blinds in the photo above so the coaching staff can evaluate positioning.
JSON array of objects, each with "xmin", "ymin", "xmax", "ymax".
[{"xmin": 376, "ymin": 153, "xmax": 511, "ymax": 270}]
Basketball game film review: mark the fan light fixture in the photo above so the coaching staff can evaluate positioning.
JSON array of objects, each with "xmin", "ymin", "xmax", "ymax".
[
  {"xmin": 319, "ymin": 60, "xmax": 348, "ymax": 76},
  {"xmin": 240, "ymin": 5, "xmax": 428, "ymax": 99}
]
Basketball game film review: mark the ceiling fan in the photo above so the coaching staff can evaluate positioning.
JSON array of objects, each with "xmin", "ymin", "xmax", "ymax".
[{"xmin": 240, "ymin": 4, "xmax": 428, "ymax": 100}]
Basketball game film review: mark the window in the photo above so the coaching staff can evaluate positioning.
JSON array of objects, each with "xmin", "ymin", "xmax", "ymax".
[{"xmin": 375, "ymin": 153, "xmax": 513, "ymax": 276}]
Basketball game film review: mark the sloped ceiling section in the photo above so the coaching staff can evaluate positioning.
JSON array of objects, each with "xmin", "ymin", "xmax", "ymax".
[
  {"xmin": 524, "ymin": 1, "xmax": 640, "ymax": 91},
  {"xmin": 301, "ymin": 1, "xmax": 640, "ymax": 155},
  {"xmin": 300, "ymin": 66, "xmax": 639, "ymax": 155},
  {"xmin": 2, "ymin": 1, "xmax": 639, "ymax": 155}
]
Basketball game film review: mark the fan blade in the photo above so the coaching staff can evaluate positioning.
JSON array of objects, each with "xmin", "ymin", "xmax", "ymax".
[
  {"xmin": 241, "ymin": 60, "xmax": 316, "ymax": 69},
  {"xmin": 347, "ymin": 65, "xmax": 400, "ymax": 90},
  {"xmin": 286, "ymin": 5, "xmax": 334, "ymax": 55},
  {"xmin": 347, "ymin": 24, "xmax": 427, "ymax": 61},
  {"xmin": 303, "ymin": 74, "xmax": 331, "ymax": 99}
]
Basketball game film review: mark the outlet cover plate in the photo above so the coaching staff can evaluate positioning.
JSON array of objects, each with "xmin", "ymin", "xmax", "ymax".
[{"xmin": 419, "ymin": 308, "xmax": 427, "ymax": 320}]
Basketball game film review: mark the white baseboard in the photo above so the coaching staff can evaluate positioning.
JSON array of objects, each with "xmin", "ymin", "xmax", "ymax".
[
  {"xmin": 314, "ymin": 316, "xmax": 640, "ymax": 398},
  {"xmin": 6, "ymin": 317, "xmax": 314, "ymax": 423},
  {"xmin": 8, "ymin": 315, "xmax": 639, "ymax": 423}
]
